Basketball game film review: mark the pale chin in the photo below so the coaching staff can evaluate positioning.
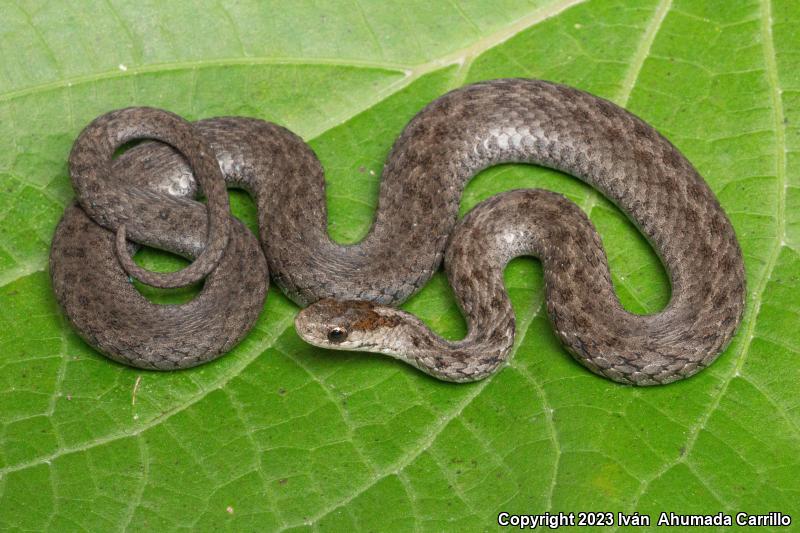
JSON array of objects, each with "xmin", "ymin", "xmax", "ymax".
[{"xmin": 306, "ymin": 335, "xmax": 352, "ymax": 351}]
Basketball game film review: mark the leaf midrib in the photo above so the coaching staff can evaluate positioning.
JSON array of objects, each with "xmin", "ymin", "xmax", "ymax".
[
  {"xmin": 0, "ymin": 0, "xmax": 589, "ymax": 107},
  {"xmin": 0, "ymin": 0, "xmax": 588, "ymax": 292}
]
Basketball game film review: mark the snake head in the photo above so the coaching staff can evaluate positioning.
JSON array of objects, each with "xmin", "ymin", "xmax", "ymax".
[{"xmin": 294, "ymin": 298, "xmax": 408, "ymax": 353}]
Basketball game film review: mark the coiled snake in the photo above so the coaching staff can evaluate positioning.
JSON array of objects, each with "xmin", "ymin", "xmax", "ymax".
[{"xmin": 49, "ymin": 79, "xmax": 746, "ymax": 385}]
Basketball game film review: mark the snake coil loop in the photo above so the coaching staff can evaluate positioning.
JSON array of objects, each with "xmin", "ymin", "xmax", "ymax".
[
  {"xmin": 68, "ymin": 107, "xmax": 232, "ymax": 288},
  {"xmin": 50, "ymin": 109, "xmax": 269, "ymax": 369}
]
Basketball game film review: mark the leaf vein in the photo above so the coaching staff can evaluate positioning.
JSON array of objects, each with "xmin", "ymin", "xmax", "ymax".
[
  {"xmin": 0, "ymin": 311, "xmax": 296, "ymax": 479},
  {"xmin": 615, "ymin": 0, "xmax": 789, "ymax": 519}
]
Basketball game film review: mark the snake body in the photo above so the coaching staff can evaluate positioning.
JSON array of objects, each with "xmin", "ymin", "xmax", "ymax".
[{"xmin": 50, "ymin": 79, "xmax": 746, "ymax": 383}]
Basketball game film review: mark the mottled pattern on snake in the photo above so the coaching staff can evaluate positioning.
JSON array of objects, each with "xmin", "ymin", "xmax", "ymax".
[{"xmin": 50, "ymin": 79, "xmax": 746, "ymax": 383}]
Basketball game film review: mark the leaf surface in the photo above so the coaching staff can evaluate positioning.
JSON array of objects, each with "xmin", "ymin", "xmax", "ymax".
[{"xmin": 0, "ymin": 0, "xmax": 798, "ymax": 530}]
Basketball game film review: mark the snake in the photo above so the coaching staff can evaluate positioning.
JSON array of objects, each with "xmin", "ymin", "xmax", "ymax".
[{"xmin": 49, "ymin": 78, "xmax": 746, "ymax": 385}]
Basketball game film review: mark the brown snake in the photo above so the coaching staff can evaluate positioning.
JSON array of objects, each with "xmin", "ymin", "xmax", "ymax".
[{"xmin": 49, "ymin": 79, "xmax": 746, "ymax": 385}]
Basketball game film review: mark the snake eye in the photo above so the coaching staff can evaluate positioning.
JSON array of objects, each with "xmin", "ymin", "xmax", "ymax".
[{"xmin": 327, "ymin": 327, "xmax": 348, "ymax": 343}]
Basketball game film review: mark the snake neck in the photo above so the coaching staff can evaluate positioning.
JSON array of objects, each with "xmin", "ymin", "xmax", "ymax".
[{"xmin": 374, "ymin": 306, "xmax": 515, "ymax": 383}]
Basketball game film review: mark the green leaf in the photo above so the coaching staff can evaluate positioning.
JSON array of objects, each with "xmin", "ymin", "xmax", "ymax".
[{"xmin": 1, "ymin": 0, "xmax": 798, "ymax": 530}]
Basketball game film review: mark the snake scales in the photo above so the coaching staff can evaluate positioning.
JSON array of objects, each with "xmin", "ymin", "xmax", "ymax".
[{"xmin": 49, "ymin": 78, "xmax": 746, "ymax": 385}]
